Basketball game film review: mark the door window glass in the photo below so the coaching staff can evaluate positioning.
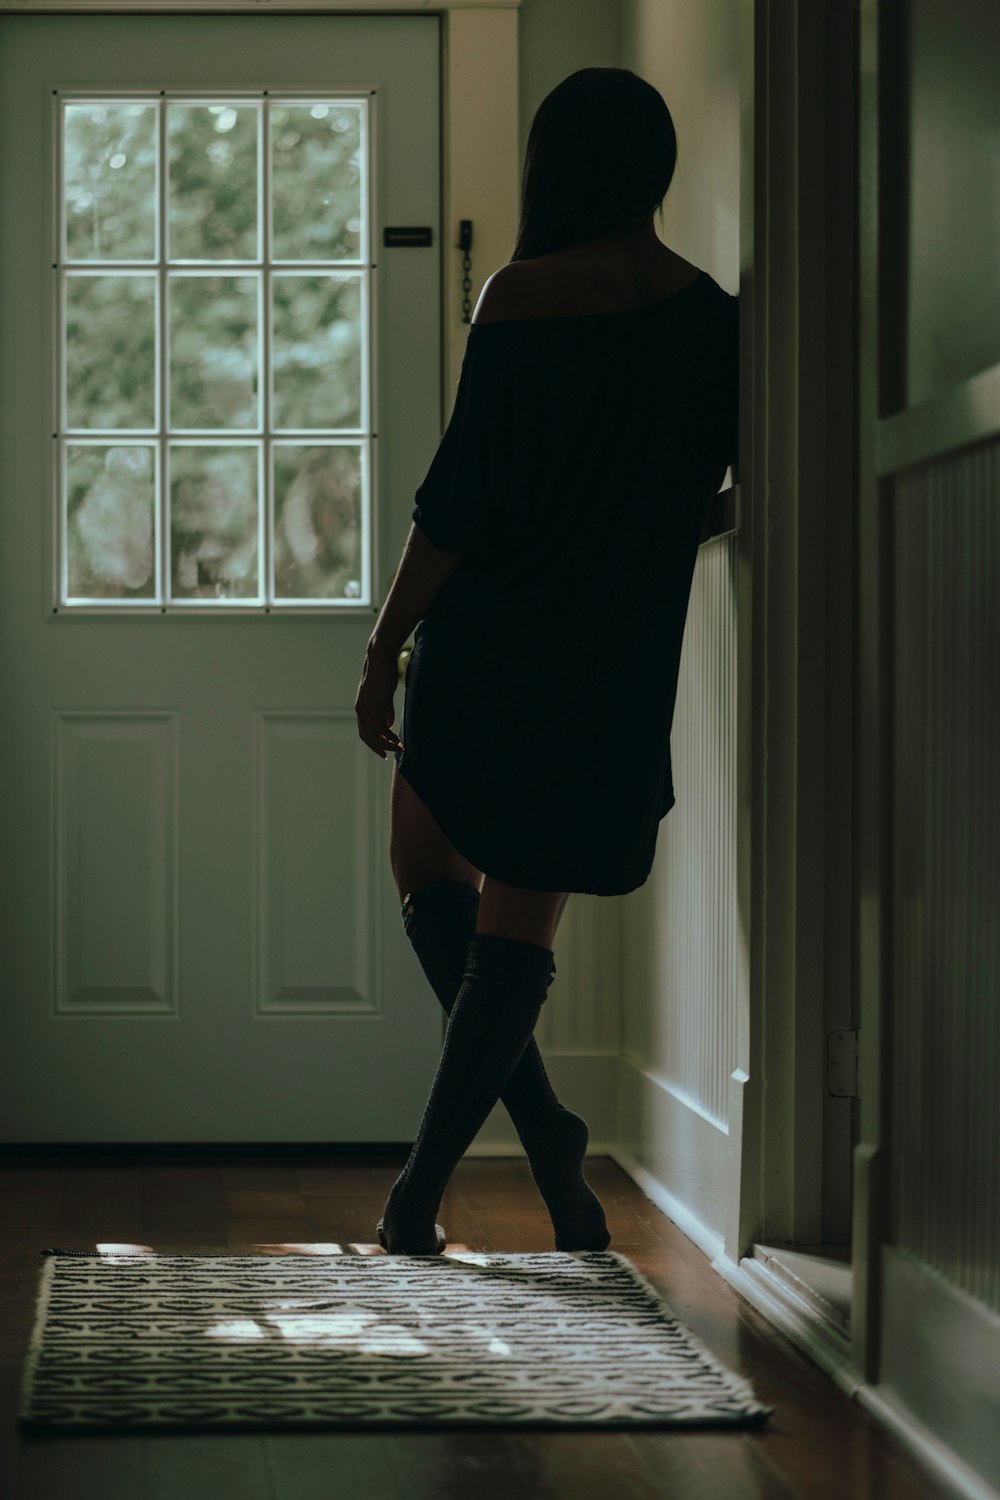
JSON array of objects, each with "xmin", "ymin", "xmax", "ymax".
[{"xmin": 57, "ymin": 95, "xmax": 370, "ymax": 608}]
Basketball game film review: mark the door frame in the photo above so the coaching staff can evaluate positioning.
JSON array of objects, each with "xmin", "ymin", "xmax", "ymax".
[
  {"xmin": 715, "ymin": 0, "xmax": 865, "ymax": 1373},
  {"xmin": 754, "ymin": 0, "xmax": 860, "ymax": 1259},
  {"xmin": 854, "ymin": 0, "xmax": 889, "ymax": 1385}
]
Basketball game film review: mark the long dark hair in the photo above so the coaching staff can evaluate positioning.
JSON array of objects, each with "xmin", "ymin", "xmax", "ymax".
[{"xmin": 511, "ymin": 68, "xmax": 678, "ymax": 263}]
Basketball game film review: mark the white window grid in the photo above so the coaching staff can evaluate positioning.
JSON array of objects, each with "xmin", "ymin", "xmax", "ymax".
[{"xmin": 50, "ymin": 89, "xmax": 378, "ymax": 615}]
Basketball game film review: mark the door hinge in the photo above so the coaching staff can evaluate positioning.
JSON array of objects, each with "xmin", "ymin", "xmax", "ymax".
[{"xmin": 827, "ymin": 1028, "xmax": 860, "ymax": 1098}]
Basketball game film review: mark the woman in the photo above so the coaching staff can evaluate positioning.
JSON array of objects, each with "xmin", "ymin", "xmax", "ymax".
[{"xmin": 354, "ymin": 67, "xmax": 739, "ymax": 1255}]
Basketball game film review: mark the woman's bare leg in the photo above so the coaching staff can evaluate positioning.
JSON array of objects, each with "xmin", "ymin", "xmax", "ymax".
[
  {"xmin": 384, "ymin": 765, "xmax": 607, "ymax": 1252},
  {"xmin": 390, "ymin": 765, "xmax": 571, "ymax": 943},
  {"xmin": 389, "ymin": 762, "xmax": 483, "ymax": 900},
  {"xmin": 477, "ymin": 878, "xmax": 570, "ymax": 950}
]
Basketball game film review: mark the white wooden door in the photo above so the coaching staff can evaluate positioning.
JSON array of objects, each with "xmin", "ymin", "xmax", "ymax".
[{"xmin": 0, "ymin": 13, "xmax": 446, "ymax": 1141}]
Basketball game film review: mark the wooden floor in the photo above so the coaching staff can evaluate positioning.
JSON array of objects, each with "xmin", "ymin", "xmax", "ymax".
[{"xmin": 0, "ymin": 1151, "xmax": 949, "ymax": 1500}]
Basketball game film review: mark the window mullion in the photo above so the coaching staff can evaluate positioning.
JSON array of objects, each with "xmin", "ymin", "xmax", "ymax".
[
  {"xmin": 261, "ymin": 96, "xmax": 270, "ymax": 607},
  {"xmin": 158, "ymin": 93, "xmax": 167, "ymax": 608}
]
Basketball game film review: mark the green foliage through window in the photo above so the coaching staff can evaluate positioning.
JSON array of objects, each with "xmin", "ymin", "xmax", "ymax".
[{"xmin": 58, "ymin": 95, "xmax": 369, "ymax": 607}]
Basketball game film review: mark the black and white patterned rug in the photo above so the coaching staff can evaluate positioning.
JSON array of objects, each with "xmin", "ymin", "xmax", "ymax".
[{"xmin": 20, "ymin": 1249, "xmax": 775, "ymax": 1432}]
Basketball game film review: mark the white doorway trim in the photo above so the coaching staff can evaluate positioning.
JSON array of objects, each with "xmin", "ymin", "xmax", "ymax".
[{"xmin": 713, "ymin": 0, "xmax": 861, "ymax": 1357}]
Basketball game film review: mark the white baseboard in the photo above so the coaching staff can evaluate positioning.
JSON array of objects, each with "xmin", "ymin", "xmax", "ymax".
[
  {"xmin": 613, "ymin": 1052, "xmax": 732, "ymax": 1242},
  {"xmin": 853, "ymin": 1385, "xmax": 1000, "ymax": 1500},
  {"xmin": 713, "ymin": 1253, "xmax": 999, "ymax": 1500},
  {"xmin": 604, "ymin": 1141, "xmax": 726, "ymax": 1263},
  {"xmin": 875, "ymin": 1244, "xmax": 1000, "ymax": 1500},
  {"xmin": 713, "ymin": 1251, "xmax": 862, "ymax": 1390},
  {"xmin": 593, "ymin": 1152, "xmax": 1000, "ymax": 1500}
]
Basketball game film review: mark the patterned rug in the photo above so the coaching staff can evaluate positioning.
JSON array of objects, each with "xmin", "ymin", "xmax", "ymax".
[{"xmin": 20, "ymin": 1248, "xmax": 775, "ymax": 1432}]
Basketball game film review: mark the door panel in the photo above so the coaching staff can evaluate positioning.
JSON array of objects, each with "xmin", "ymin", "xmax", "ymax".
[{"xmin": 0, "ymin": 14, "xmax": 444, "ymax": 1141}]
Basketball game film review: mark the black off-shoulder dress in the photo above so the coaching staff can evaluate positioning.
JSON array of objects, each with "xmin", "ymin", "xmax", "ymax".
[{"xmin": 393, "ymin": 268, "xmax": 739, "ymax": 896}]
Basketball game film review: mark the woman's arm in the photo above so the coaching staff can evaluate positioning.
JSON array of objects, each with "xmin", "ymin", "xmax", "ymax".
[{"xmin": 366, "ymin": 521, "xmax": 463, "ymax": 661}]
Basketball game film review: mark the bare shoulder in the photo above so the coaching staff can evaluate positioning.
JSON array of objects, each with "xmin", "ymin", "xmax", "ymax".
[
  {"xmin": 471, "ymin": 263, "xmax": 542, "ymax": 325},
  {"xmin": 471, "ymin": 249, "xmax": 704, "ymax": 324}
]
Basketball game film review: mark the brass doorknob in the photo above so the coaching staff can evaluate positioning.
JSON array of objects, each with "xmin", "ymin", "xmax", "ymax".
[{"xmin": 397, "ymin": 644, "xmax": 413, "ymax": 681}]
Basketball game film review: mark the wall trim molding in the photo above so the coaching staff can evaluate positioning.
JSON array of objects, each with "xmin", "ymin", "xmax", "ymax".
[
  {"xmin": 716, "ymin": 1253, "xmax": 861, "ymax": 1392},
  {"xmin": 876, "ymin": 359, "xmax": 1000, "ymax": 476},
  {"xmin": 614, "ymin": 1053, "xmax": 731, "ymax": 1250},
  {"xmin": 607, "ymin": 1143, "xmax": 725, "ymax": 1266}
]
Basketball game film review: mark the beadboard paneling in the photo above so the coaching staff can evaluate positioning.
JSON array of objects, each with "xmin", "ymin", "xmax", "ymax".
[
  {"xmin": 623, "ymin": 535, "xmax": 742, "ymax": 1126},
  {"xmin": 541, "ymin": 893, "xmax": 621, "ymax": 1054},
  {"xmin": 891, "ymin": 437, "xmax": 1000, "ymax": 1315}
]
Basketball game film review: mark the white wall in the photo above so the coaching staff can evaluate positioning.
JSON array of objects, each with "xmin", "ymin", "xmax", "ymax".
[
  {"xmin": 621, "ymin": 0, "xmax": 739, "ymax": 290},
  {"xmin": 517, "ymin": 0, "xmax": 621, "ymax": 181},
  {"xmin": 517, "ymin": 0, "xmax": 739, "ymax": 289}
]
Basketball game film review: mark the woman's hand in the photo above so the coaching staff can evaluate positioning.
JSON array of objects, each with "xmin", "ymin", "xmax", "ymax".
[{"xmin": 354, "ymin": 641, "xmax": 404, "ymax": 760}]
